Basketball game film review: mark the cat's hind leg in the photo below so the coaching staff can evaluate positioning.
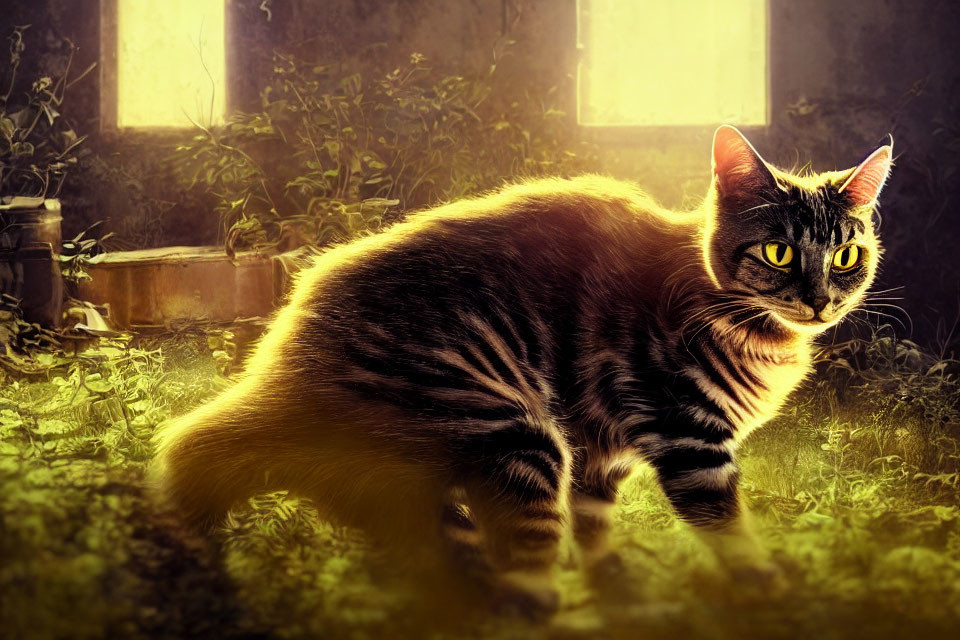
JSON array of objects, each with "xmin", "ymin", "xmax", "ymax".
[
  {"xmin": 150, "ymin": 378, "xmax": 286, "ymax": 531},
  {"xmin": 149, "ymin": 373, "xmax": 342, "ymax": 533},
  {"xmin": 570, "ymin": 453, "xmax": 636, "ymax": 590},
  {"xmin": 439, "ymin": 491, "xmax": 489, "ymax": 576},
  {"xmin": 457, "ymin": 417, "xmax": 572, "ymax": 618}
]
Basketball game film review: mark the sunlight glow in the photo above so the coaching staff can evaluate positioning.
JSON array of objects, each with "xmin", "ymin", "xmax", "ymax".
[
  {"xmin": 117, "ymin": 0, "xmax": 226, "ymax": 128},
  {"xmin": 577, "ymin": 0, "xmax": 767, "ymax": 127}
]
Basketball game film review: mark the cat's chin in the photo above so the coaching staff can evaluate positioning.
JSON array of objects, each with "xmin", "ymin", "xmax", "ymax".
[{"xmin": 769, "ymin": 313, "xmax": 838, "ymax": 335}]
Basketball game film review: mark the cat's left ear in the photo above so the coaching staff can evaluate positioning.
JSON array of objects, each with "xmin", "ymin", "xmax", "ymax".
[{"xmin": 838, "ymin": 139, "xmax": 894, "ymax": 208}]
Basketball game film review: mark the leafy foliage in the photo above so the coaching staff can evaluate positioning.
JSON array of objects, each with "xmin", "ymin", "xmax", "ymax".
[
  {"xmin": 0, "ymin": 25, "xmax": 94, "ymax": 198},
  {"xmin": 59, "ymin": 221, "xmax": 114, "ymax": 285},
  {"xmin": 0, "ymin": 330, "xmax": 244, "ymax": 639},
  {"xmin": 170, "ymin": 50, "xmax": 595, "ymax": 254},
  {"xmin": 0, "ymin": 324, "xmax": 958, "ymax": 639},
  {"xmin": 802, "ymin": 329, "xmax": 960, "ymax": 488},
  {"xmin": 0, "ymin": 294, "xmax": 62, "ymax": 366}
]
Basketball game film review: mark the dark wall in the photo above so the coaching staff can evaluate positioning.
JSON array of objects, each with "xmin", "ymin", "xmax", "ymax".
[
  {"xmin": 2, "ymin": 0, "xmax": 959, "ymax": 348},
  {"xmin": 766, "ymin": 0, "xmax": 960, "ymax": 347}
]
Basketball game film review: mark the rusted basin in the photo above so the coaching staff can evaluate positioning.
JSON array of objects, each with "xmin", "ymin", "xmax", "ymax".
[{"xmin": 77, "ymin": 246, "xmax": 285, "ymax": 329}]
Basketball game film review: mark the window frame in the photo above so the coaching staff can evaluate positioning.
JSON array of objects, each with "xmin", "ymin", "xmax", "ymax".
[
  {"xmin": 99, "ymin": 0, "xmax": 236, "ymax": 135},
  {"xmin": 574, "ymin": 0, "xmax": 772, "ymax": 137}
]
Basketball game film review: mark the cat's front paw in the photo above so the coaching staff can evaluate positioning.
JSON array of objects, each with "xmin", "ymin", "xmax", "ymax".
[
  {"xmin": 586, "ymin": 551, "xmax": 645, "ymax": 606},
  {"xmin": 586, "ymin": 551, "xmax": 628, "ymax": 591},
  {"xmin": 728, "ymin": 559, "xmax": 788, "ymax": 596},
  {"xmin": 489, "ymin": 570, "xmax": 560, "ymax": 620}
]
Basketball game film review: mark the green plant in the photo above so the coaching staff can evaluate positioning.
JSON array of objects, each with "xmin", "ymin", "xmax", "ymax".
[
  {"xmin": 170, "ymin": 49, "xmax": 595, "ymax": 254},
  {"xmin": 4, "ymin": 328, "xmax": 960, "ymax": 639},
  {"xmin": 59, "ymin": 221, "xmax": 114, "ymax": 285},
  {"xmin": 205, "ymin": 327, "xmax": 238, "ymax": 380},
  {"xmin": 0, "ymin": 293, "xmax": 62, "ymax": 370},
  {"xmin": 0, "ymin": 25, "xmax": 95, "ymax": 199}
]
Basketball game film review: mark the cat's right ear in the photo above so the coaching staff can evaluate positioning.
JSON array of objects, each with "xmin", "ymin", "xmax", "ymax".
[
  {"xmin": 712, "ymin": 125, "xmax": 778, "ymax": 205},
  {"xmin": 837, "ymin": 141, "xmax": 893, "ymax": 209}
]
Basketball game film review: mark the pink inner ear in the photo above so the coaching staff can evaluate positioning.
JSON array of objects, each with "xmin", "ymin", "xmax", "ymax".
[
  {"xmin": 712, "ymin": 125, "xmax": 770, "ymax": 194},
  {"xmin": 839, "ymin": 146, "xmax": 892, "ymax": 206}
]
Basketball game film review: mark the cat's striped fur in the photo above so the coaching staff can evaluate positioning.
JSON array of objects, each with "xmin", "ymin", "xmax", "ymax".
[{"xmin": 153, "ymin": 126, "xmax": 892, "ymax": 614}]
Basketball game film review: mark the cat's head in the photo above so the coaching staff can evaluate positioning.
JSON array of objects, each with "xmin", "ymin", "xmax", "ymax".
[{"xmin": 703, "ymin": 125, "xmax": 893, "ymax": 335}]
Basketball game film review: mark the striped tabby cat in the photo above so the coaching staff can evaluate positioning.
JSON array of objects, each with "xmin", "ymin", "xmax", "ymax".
[{"xmin": 154, "ymin": 126, "xmax": 892, "ymax": 615}]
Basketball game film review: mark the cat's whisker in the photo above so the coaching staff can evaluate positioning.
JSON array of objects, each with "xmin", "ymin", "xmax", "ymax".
[
  {"xmin": 868, "ymin": 286, "xmax": 905, "ymax": 296},
  {"xmin": 732, "ymin": 203, "xmax": 778, "ymax": 218},
  {"xmin": 862, "ymin": 313, "xmax": 907, "ymax": 333},
  {"xmin": 841, "ymin": 311, "xmax": 872, "ymax": 334},
  {"xmin": 860, "ymin": 302, "xmax": 914, "ymax": 334},
  {"xmin": 678, "ymin": 302, "xmax": 754, "ymax": 337},
  {"xmin": 679, "ymin": 302, "xmax": 758, "ymax": 346},
  {"xmin": 857, "ymin": 308, "xmax": 909, "ymax": 333},
  {"xmin": 681, "ymin": 301, "xmax": 752, "ymax": 323},
  {"xmin": 862, "ymin": 302, "xmax": 911, "ymax": 313},
  {"xmin": 721, "ymin": 309, "xmax": 771, "ymax": 340}
]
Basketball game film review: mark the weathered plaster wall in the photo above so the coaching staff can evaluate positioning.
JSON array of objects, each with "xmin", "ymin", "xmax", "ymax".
[
  {"xmin": 764, "ymin": 0, "xmax": 960, "ymax": 344},
  {"xmin": 2, "ymin": 0, "xmax": 959, "ymax": 345}
]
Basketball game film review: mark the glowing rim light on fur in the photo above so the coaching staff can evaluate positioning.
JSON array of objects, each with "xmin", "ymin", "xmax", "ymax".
[
  {"xmin": 117, "ymin": 0, "xmax": 226, "ymax": 128},
  {"xmin": 576, "ymin": 0, "xmax": 768, "ymax": 127}
]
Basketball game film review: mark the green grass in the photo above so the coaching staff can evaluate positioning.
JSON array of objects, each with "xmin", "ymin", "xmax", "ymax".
[{"xmin": 1, "ymin": 327, "xmax": 958, "ymax": 640}]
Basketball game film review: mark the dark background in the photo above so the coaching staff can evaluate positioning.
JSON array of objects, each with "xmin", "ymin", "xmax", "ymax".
[{"xmin": 3, "ymin": 0, "xmax": 960, "ymax": 350}]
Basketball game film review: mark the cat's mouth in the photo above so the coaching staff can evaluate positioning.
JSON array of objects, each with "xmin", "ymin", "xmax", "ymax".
[
  {"xmin": 781, "ymin": 316, "xmax": 826, "ymax": 326},
  {"xmin": 763, "ymin": 302, "xmax": 843, "ymax": 331},
  {"xmin": 768, "ymin": 313, "xmax": 832, "ymax": 334},
  {"xmin": 764, "ymin": 301, "xmax": 841, "ymax": 330}
]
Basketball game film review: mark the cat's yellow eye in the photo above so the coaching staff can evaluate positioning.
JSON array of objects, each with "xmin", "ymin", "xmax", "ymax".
[
  {"xmin": 833, "ymin": 245, "xmax": 861, "ymax": 271},
  {"xmin": 763, "ymin": 242, "xmax": 794, "ymax": 269}
]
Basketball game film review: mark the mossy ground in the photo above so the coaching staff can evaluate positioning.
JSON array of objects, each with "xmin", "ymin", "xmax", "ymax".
[{"xmin": 1, "ymin": 328, "xmax": 958, "ymax": 640}]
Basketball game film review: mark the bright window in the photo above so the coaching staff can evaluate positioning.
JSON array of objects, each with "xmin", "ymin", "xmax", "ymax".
[
  {"xmin": 577, "ymin": 0, "xmax": 768, "ymax": 127},
  {"xmin": 116, "ymin": 0, "xmax": 226, "ymax": 128}
]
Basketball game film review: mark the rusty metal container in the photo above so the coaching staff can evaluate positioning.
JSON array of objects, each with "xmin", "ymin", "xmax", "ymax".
[
  {"xmin": 0, "ymin": 198, "xmax": 64, "ymax": 327},
  {"xmin": 76, "ymin": 246, "xmax": 281, "ymax": 329}
]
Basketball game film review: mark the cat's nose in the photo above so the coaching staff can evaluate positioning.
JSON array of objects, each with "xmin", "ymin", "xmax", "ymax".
[{"xmin": 807, "ymin": 296, "xmax": 830, "ymax": 315}]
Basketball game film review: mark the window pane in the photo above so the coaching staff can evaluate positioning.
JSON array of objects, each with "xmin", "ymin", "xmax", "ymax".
[
  {"xmin": 577, "ymin": 0, "xmax": 767, "ymax": 127},
  {"xmin": 117, "ymin": 0, "xmax": 226, "ymax": 128}
]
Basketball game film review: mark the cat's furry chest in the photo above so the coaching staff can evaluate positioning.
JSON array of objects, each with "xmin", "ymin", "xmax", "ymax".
[
  {"xmin": 682, "ymin": 327, "xmax": 813, "ymax": 440},
  {"xmin": 729, "ymin": 347, "xmax": 811, "ymax": 438}
]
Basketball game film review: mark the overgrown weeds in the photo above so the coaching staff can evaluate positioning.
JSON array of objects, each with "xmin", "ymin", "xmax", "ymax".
[
  {"xmin": 169, "ymin": 49, "xmax": 596, "ymax": 254},
  {"xmin": 1, "ymin": 323, "xmax": 958, "ymax": 639},
  {"xmin": 0, "ymin": 25, "xmax": 94, "ymax": 199}
]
